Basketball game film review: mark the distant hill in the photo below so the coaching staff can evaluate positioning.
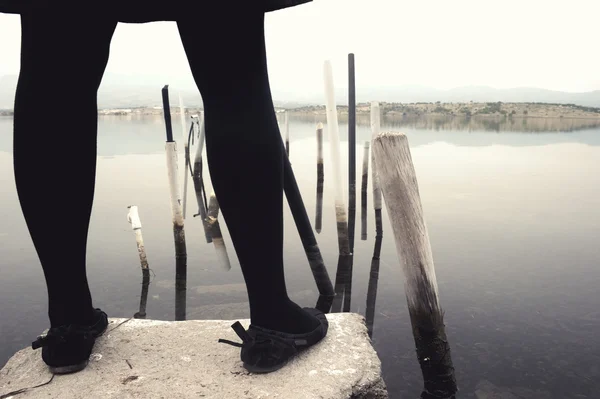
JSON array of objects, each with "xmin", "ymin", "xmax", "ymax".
[{"xmin": 2, "ymin": 73, "xmax": 599, "ymax": 109}]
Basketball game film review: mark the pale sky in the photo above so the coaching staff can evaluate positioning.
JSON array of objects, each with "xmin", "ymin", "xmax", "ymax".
[{"xmin": 1, "ymin": 0, "xmax": 599, "ymax": 95}]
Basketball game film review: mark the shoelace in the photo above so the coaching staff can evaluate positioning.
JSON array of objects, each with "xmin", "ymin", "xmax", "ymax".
[
  {"xmin": 218, "ymin": 321, "xmax": 308, "ymax": 350},
  {"xmin": 31, "ymin": 325, "xmax": 94, "ymax": 350}
]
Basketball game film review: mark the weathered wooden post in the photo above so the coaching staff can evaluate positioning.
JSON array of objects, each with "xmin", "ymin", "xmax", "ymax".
[
  {"xmin": 206, "ymin": 192, "xmax": 231, "ymax": 271},
  {"xmin": 361, "ymin": 141, "xmax": 369, "ymax": 240},
  {"xmin": 372, "ymin": 132, "xmax": 458, "ymax": 399},
  {"xmin": 284, "ymin": 110, "xmax": 290, "ymax": 157},
  {"xmin": 127, "ymin": 205, "xmax": 149, "ymax": 270},
  {"xmin": 323, "ymin": 60, "xmax": 352, "ymax": 313},
  {"xmin": 191, "ymin": 114, "xmax": 212, "ymax": 243},
  {"xmin": 315, "ymin": 123, "xmax": 324, "ymax": 234},
  {"xmin": 162, "ymin": 85, "xmax": 187, "ymax": 260},
  {"xmin": 283, "ymin": 152, "xmax": 335, "ymax": 312}
]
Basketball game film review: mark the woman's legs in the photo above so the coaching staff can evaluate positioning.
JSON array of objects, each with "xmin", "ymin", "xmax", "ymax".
[
  {"xmin": 177, "ymin": 11, "xmax": 320, "ymax": 334},
  {"xmin": 14, "ymin": 11, "xmax": 117, "ymax": 328}
]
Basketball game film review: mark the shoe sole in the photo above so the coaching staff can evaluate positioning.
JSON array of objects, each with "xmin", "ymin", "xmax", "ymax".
[{"xmin": 48, "ymin": 318, "xmax": 109, "ymax": 375}]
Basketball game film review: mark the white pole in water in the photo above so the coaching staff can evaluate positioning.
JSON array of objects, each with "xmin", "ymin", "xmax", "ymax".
[
  {"xmin": 127, "ymin": 205, "xmax": 149, "ymax": 270},
  {"xmin": 179, "ymin": 93, "xmax": 190, "ymax": 220},
  {"xmin": 206, "ymin": 192, "xmax": 231, "ymax": 271},
  {"xmin": 323, "ymin": 60, "xmax": 350, "ymax": 257},
  {"xmin": 162, "ymin": 86, "xmax": 187, "ymax": 259},
  {"xmin": 371, "ymin": 102, "xmax": 383, "ymax": 231},
  {"xmin": 372, "ymin": 132, "xmax": 457, "ymax": 398}
]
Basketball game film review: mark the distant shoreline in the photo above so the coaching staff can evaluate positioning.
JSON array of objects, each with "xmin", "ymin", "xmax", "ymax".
[{"xmin": 1, "ymin": 101, "xmax": 599, "ymax": 119}]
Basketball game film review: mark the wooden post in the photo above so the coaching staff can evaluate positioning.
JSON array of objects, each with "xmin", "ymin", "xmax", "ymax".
[
  {"xmin": 206, "ymin": 192, "xmax": 231, "ymax": 271},
  {"xmin": 191, "ymin": 115, "xmax": 212, "ymax": 243},
  {"xmin": 371, "ymin": 102, "xmax": 383, "ymax": 238},
  {"xmin": 284, "ymin": 110, "xmax": 290, "ymax": 157},
  {"xmin": 323, "ymin": 60, "xmax": 352, "ymax": 313},
  {"xmin": 315, "ymin": 123, "xmax": 324, "ymax": 234},
  {"xmin": 127, "ymin": 205, "xmax": 149, "ymax": 270},
  {"xmin": 361, "ymin": 141, "xmax": 369, "ymax": 240},
  {"xmin": 372, "ymin": 132, "xmax": 458, "ymax": 399},
  {"xmin": 283, "ymin": 152, "xmax": 335, "ymax": 312},
  {"xmin": 162, "ymin": 85, "xmax": 187, "ymax": 260},
  {"xmin": 134, "ymin": 268, "xmax": 151, "ymax": 320},
  {"xmin": 175, "ymin": 255, "xmax": 187, "ymax": 321},
  {"xmin": 348, "ymin": 53, "xmax": 357, "ymax": 253}
]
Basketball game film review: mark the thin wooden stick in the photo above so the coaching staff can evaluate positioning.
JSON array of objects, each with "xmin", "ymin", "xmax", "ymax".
[
  {"xmin": 179, "ymin": 94, "xmax": 190, "ymax": 219},
  {"xmin": 191, "ymin": 115, "xmax": 212, "ymax": 243},
  {"xmin": 283, "ymin": 151, "xmax": 334, "ymax": 312},
  {"xmin": 206, "ymin": 193, "xmax": 231, "ymax": 271},
  {"xmin": 285, "ymin": 110, "xmax": 290, "ymax": 157},
  {"xmin": 372, "ymin": 132, "xmax": 457, "ymax": 398},
  {"xmin": 348, "ymin": 53, "xmax": 357, "ymax": 253}
]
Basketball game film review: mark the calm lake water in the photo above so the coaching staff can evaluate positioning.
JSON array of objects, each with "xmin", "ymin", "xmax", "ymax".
[{"xmin": 1, "ymin": 114, "xmax": 599, "ymax": 398}]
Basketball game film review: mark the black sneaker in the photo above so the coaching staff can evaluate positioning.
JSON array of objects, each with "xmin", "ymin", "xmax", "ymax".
[{"xmin": 31, "ymin": 308, "xmax": 109, "ymax": 374}]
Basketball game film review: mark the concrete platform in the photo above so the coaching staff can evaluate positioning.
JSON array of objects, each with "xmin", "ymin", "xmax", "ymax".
[{"xmin": 0, "ymin": 313, "xmax": 387, "ymax": 399}]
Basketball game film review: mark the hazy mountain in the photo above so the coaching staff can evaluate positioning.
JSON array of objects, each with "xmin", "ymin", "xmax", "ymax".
[{"xmin": 1, "ymin": 73, "xmax": 599, "ymax": 109}]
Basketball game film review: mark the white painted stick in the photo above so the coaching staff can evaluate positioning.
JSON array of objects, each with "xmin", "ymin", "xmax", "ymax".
[
  {"xmin": 323, "ymin": 60, "xmax": 350, "ymax": 256},
  {"xmin": 179, "ymin": 94, "xmax": 189, "ymax": 219},
  {"xmin": 372, "ymin": 131, "xmax": 456, "ymax": 396},
  {"xmin": 127, "ymin": 205, "xmax": 149, "ymax": 269},
  {"xmin": 206, "ymin": 192, "xmax": 231, "ymax": 271}
]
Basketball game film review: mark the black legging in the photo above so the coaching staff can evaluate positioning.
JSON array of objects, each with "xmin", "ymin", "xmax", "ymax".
[{"xmin": 14, "ymin": 9, "xmax": 319, "ymax": 334}]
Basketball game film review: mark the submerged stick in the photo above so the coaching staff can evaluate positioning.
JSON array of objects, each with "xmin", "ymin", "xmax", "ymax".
[
  {"xmin": 175, "ymin": 255, "xmax": 187, "ymax": 321},
  {"xmin": 361, "ymin": 141, "xmax": 369, "ymax": 240},
  {"xmin": 162, "ymin": 85, "xmax": 187, "ymax": 260},
  {"xmin": 134, "ymin": 268, "xmax": 151, "ymax": 319},
  {"xmin": 206, "ymin": 193, "xmax": 231, "ymax": 271},
  {"xmin": 191, "ymin": 116, "xmax": 212, "ymax": 243},
  {"xmin": 285, "ymin": 110, "xmax": 290, "ymax": 157},
  {"xmin": 283, "ymin": 151, "xmax": 335, "ymax": 312},
  {"xmin": 127, "ymin": 205, "xmax": 149, "ymax": 270},
  {"xmin": 372, "ymin": 132, "xmax": 458, "ymax": 399},
  {"xmin": 365, "ymin": 232, "xmax": 383, "ymax": 337},
  {"xmin": 315, "ymin": 123, "xmax": 324, "ymax": 234},
  {"xmin": 324, "ymin": 60, "xmax": 352, "ymax": 312}
]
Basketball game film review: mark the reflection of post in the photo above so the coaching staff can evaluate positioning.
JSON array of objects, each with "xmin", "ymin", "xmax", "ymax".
[
  {"xmin": 162, "ymin": 85, "xmax": 187, "ymax": 260},
  {"xmin": 175, "ymin": 255, "xmax": 187, "ymax": 321},
  {"xmin": 365, "ymin": 233, "xmax": 382, "ymax": 337},
  {"xmin": 315, "ymin": 123, "xmax": 324, "ymax": 234},
  {"xmin": 361, "ymin": 141, "xmax": 369, "ymax": 240},
  {"xmin": 283, "ymin": 153, "xmax": 334, "ymax": 313},
  {"xmin": 127, "ymin": 205, "xmax": 149, "ymax": 270},
  {"xmin": 373, "ymin": 132, "xmax": 458, "ymax": 398},
  {"xmin": 135, "ymin": 268, "xmax": 151, "ymax": 319},
  {"xmin": 206, "ymin": 193, "xmax": 231, "ymax": 271}
]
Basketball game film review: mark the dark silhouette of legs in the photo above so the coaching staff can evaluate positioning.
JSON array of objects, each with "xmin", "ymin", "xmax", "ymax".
[
  {"xmin": 14, "ymin": 10, "xmax": 117, "ymax": 328},
  {"xmin": 177, "ymin": 11, "xmax": 320, "ymax": 334}
]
